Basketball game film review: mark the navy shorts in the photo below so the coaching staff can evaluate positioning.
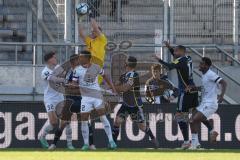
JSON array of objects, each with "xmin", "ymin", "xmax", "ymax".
[
  {"xmin": 177, "ymin": 92, "xmax": 199, "ymax": 112},
  {"xmin": 117, "ymin": 103, "xmax": 145, "ymax": 123},
  {"xmin": 66, "ymin": 96, "xmax": 82, "ymax": 113}
]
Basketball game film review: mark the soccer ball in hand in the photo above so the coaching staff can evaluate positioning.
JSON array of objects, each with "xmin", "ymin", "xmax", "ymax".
[
  {"xmin": 163, "ymin": 89, "xmax": 174, "ymax": 101},
  {"xmin": 76, "ymin": 3, "xmax": 89, "ymax": 16}
]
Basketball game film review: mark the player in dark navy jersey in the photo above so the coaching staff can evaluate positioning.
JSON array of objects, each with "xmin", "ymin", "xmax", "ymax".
[
  {"xmin": 156, "ymin": 45, "xmax": 198, "ymax": 110},
  {"xmin": 119, "ymin": 67, "xmax": 142, "ymax": 107},
  {"xmin": 154, "ymin": 42, "xmax": 215, "ymax": 149},
  {"xmin": 112, "ymin": 56, "xmax": 159, "ymax": 148},
  {"xmin": 154, "ymin": 44, "xmax": 198, "ymax": 149}
]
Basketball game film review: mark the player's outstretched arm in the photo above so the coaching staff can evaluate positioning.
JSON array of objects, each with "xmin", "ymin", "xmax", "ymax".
[
  {"xmin": 114, "ymin": 77, "xmax": 134, "ymax": 93},
  {"xmin": 155, "ymin": 57, "xmax": 176, "ymax": 70},
  {"xmin": 114, "ymin": 83, "xmax": 131, "ymax": 93},
  {"xmin": 218, "ymin": 79, "xmax": 227, "ymax": 103},
  {"xmin": 90, "ymin": 17, "xmax": 102, "ymax": 37},
  {"xmin": 48, "ymin": 75, "xmax": 66, "ymax": 84},
  {"xmin": 102, "ymin": 74, "xmax": 117, "ymax": 93},
  {"xmin": 163, "ymin": 40, "xmax": 175, "ymax": 57},
  {"xmin": 153, "ymin": 54, "xmax": 184, "ymax": 70},
  {"xmin": 48, "ymin": 66, "xmax": 66, "ymax": 83}
]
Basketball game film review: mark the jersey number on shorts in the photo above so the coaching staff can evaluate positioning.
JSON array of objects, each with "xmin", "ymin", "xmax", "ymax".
[{"xmin": 47, "ymin": 104, "xmax": 54, "ymax": 111}]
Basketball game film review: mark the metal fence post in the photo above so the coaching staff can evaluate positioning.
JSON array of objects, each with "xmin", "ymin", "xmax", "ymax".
[
  {"xmin": 64, "ymin": 0, "xmax": 72, "ymax": 62},
  {"xmin": 59, "ymin": 46, "xmax": 62, "ymax": 64},
  {"xmin": 117, "ymin": 0, "xmax": 122, "ymax": 23},
  {"xmin": 27, "ymin": 0, "xmax": 33, "ymax": 52},
  {"xmin": 65, "ymin": 45, "xmax": 68, "ymax": 62},
  {"xmin": 169, "ymin": 0, "xmax": 174, "ymax": 46},
  {"xmin": 64, "ymin": 0, "xmax": 72, "ymax": 43},
  {"xmin": 37, "ymin": 0, "xmax": 43, "ymax": 65},
  {"xmin": 233, "ymin": 0, "xmax": 239, "ymax": 64},
  {"xmin": 163, "ymin": 0, "xmax": 170, "ymax": 62},
  {"xmin": 33, "ymin": 45, "xmax": 36, "ymax": 101},
  {"xmin": 75, "ymin": 0, "xmax": 79, "ymax": 54},
  {"xmin": 15, "ymin": 45, "xmax": 18, "ymax": 64}
]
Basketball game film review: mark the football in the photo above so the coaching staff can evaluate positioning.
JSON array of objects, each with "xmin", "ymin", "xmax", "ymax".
[
  {"xmin": 76, "ymin": 3, "xmax": 89, "ymax": 16},
  {"xmin": 163, "ymin": 89, "xmax": 174, "ymax": 100}
]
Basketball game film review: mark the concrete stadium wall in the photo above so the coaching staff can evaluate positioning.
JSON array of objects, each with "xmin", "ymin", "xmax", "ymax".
[{"xmin": 0, "ymin": 65, "xmax": 44, "ymax": 101}]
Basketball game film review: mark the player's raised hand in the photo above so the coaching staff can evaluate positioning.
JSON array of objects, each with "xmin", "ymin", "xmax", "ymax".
[{"xmin": 163, "ymin": 40, "xmax": 170, "ymax": 48}]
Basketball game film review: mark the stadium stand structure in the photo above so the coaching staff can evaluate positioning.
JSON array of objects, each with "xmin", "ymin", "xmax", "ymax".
[
  {"xmin": 0, "ymin": 0, "xmax": 239, "ymax": 103},
  {"xmin": 0, "ymin": 0, "xmax": 237, "ymax": 58},
  {"xmin": 0, "ymin": 0, "xmax": 28, "ymax": 62}
]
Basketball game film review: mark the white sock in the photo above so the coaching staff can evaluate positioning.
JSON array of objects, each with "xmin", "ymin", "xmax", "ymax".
[
  {"xmin": 191, "ymin": 133, "xmax": 199, "ymax": 145},
  {"xmin": 41, "ymin": 124, "xmax": 53, "ymax": 138},
  {"xmin": 65, "ymin": 123, "xmax": 72, "ymax": 146},
  {"xmin": 81, "ymin": 121, "xmax": 89, "ymax": 145},
  {"xmin": 100, "ymin": 115, "xmax": 113, "ymax": 142}
]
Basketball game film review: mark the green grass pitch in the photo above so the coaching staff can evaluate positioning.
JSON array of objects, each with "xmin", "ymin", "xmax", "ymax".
[{"xmin": 0, "ymin": 149, "xmax": 240, "ymax": 160}]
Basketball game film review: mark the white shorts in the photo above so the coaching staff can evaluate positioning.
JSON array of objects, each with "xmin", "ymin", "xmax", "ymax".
[
  {"xmin": 197, "ymin": 102, "xmax": 218, "ymax": 118},
  {"xmin": 44, "ymin": 100, "xmax": 63, "ymax": 113},
  {"xmin": 81, "ymin": 97, "xmax": 104, "ymax": 113}
]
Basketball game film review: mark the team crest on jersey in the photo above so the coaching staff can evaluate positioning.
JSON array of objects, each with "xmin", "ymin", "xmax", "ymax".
[
  {"xmin": 172, "ymin": 59, "xmax": 179, "ymax": 64},
  {"xmin": 44, "ymin": 71, "xmax": 49, "ymax": 76}
]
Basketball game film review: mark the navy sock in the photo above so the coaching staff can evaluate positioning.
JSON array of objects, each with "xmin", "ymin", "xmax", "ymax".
[
  {"xmin": 202, "ymin": 120, "xmax": 213, "ymax": 132},
  {"xmin": 178, "ymin": 121, "xmax": 189, "ymax": 141},
  {"xmin": 53, "ymin": 128, "xmax": 63, "ymax": 145},
  {"xmin": 145, "ymin": 127, "xmax": 155, "ymax": 140},
  {"xmin": 89, "ymin": 123, "xmax": 94, "ymax": 145},
  {"xmin": 112, "ymin": 125, "xmax": 120, "ymax": 143}
]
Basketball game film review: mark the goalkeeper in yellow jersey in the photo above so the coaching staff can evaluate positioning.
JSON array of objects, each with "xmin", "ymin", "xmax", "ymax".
[{"xmin": 78, "ymin": 12, "xmax": 107, "ymax": 69}]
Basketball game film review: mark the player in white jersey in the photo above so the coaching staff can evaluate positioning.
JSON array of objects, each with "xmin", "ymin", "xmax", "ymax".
[
  {"xmin": 187, "ymin": 57, "xmax": 227, "ymax": 149},
  {"xmin": 71, "ymin": 50, "xmax": 117, "ymax": 150},
  {"xmin": 39, "ymin": 52, "xmax": 74, "ymax": 150}
]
